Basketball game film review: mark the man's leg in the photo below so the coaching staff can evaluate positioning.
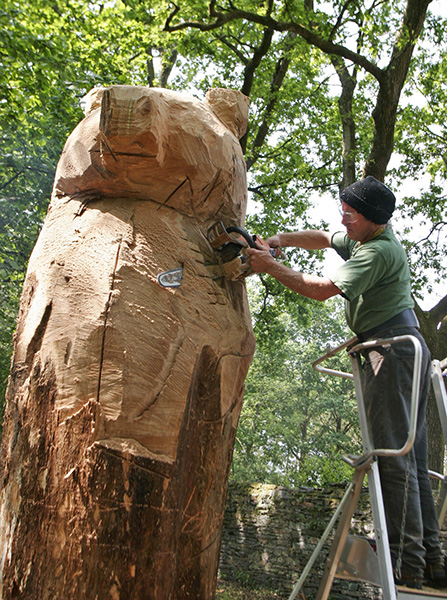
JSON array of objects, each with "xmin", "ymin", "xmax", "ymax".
[{"xmin": 362, "ymin": 330, "xmax": 427, "ymax": 582}]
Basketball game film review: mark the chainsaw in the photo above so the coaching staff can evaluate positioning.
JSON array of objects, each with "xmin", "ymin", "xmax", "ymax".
[
  {"xmin": 207, "ymin": 220, "xmax": 278, "ymax": 281},
  {"xmin": 158, "ymin": 221, "xmax": 280, "ymax": 288}
]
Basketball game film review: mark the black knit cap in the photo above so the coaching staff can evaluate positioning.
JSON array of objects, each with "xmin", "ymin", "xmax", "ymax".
[{"xmin": 339, "ymin": 176, "xmax": 396, "ymax": 224}]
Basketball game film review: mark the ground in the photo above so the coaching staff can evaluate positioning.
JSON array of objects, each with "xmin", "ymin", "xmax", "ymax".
[{"xmin": 216, "ymin": 579, "xmax": 285, "ymax": 599}]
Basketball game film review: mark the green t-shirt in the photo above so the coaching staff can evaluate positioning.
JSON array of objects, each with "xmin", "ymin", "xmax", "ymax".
[{"xmin": 330, "ymin": 227, "xmax": 414, "ymax": 334}]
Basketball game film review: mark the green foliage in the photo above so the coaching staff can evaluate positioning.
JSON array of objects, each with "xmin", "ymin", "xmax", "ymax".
[
  {"xmin": 0, "ymin": 0, "xmax": 170, "ymax": 404},
  {"xmin": 232, "ymin": 288, "xmax": 361, "ymax": 486}
]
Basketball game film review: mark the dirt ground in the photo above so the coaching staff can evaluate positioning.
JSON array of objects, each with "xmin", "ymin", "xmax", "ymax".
[{"xmin": 216, "ymin": 579, "xmax": 285, "ymax": 599}]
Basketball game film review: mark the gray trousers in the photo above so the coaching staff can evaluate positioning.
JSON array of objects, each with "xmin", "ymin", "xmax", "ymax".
[{"xmin": 362, "ymin": 326, "xmax": 443, "ymax": 579}]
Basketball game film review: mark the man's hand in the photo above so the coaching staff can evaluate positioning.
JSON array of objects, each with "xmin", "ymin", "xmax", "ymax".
[
  {"xmin": 247, "ymin": 237, "xmax": 276, "ymax": 273},
  {"xmin": 246, "ymin": 230, "xmax": 341, "ymax": 301},
  {"xmin": 247, "ymin": 234, "xmax": 341, "ymax": 300},
  {"xmin": 265, "ymin": 234, "xmax": 283, "ymax": 258}
]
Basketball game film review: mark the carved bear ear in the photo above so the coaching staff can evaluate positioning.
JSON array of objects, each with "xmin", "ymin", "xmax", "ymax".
[
  {"xmin": 81, "ymin": 87, "xmax": 105, "ymax": 115},
  {"xmin": 206, "ymin": 88, "xmax": 250, "ymax": 140}
]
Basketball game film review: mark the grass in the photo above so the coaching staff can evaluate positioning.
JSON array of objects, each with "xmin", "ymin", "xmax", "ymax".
[{"xmin": 216, "ymin": 579, "xmax": 286, "ymax": 599}]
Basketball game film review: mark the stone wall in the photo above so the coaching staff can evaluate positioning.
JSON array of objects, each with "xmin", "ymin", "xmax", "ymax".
[{"xmin": 219, "ymin": 481, "xmax": 382, "ymax": 599}]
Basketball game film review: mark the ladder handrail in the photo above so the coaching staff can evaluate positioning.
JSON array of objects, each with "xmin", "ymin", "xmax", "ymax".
[
  {"xmin": 312, "ymin": 336, "xmax": 357, "ymax": 380},
  {"xmin": 312, "ymin": 334, "xmax": 422, "ymax": 462}
]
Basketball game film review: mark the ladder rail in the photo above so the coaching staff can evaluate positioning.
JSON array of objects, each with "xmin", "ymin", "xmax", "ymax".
[
  {"xmin": 313, "ymin": 334, "xmax": 422, "ymax": 463},
  {"xmin": 287, "ymin": 479, "xmax": 356, "ymax": 600},
  {"xmin": 432, "ymin": 360, "xmax": 447, "ymax": 443},
  {"xmin": 311, "ymin": 335, "xmax": 357, "ymax": 380},
  {"xmin": 430, "ymin": 359, "xmax": 447, "ymax": 526}
]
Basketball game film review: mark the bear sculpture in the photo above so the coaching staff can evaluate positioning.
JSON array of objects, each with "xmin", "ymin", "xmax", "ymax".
[{"xmin": 0, "ymin": 85, "xmax": 255, "ymax": 599}]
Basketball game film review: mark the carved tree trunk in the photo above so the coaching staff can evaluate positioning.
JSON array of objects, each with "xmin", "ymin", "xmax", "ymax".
[{"xmin": 0, "ymin": 85, "xmax": 255, "ymax": 599}]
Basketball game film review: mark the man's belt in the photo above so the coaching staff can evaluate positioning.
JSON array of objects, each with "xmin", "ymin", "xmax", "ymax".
[{"xmin": 357, "ymin": 308, "xmax": 420, "ymax": 342}]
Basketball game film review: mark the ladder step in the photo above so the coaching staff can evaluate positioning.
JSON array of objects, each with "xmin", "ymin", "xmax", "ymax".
[
  {"xmin": 337, "ymin": 535, "xmax": 381, "ymax": 586},
  {"xmin": 397, "ymin": 586, "xmax": 447, "ymax": 599}
]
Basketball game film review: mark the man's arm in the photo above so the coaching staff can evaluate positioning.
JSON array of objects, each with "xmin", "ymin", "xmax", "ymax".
[
  {"xmin": 267, "ymin": 230, "xmax": 332, "ymax": 251},
  {"xmin": 247, "ymin": 230, "xmax": 341, "ymax": 301}
]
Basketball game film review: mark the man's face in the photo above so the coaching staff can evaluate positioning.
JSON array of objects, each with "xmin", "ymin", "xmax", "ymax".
[{"xmin": 340, "ymin": 201, "xmax": 379, "ymax": 242}]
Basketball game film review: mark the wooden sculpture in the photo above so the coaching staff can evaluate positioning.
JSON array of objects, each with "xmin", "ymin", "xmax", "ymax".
[{"xmin": 0, "ymin": 85, "xmax": 255, "ymax": 599}]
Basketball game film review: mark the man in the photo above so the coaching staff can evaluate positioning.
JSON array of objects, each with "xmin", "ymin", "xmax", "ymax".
[{"xmin": 247, "ymin": 176, "xmax": 445, "ymax": 590}]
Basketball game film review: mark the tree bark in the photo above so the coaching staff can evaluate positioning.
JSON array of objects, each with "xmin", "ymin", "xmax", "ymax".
[
  {"xmin": 0, "ymin": 85, "xmax": 255, "ymax": 599},
  {"xmin": 415, "ymin": 298, "xmax": 447, "ymax": 476},
  {"xmin": 363, "ymin": 0, "xmax": 433, "ymax": 181},
  {"xmin": 331, "ymin": 56, "xmax": 357, "ymax": 190}
]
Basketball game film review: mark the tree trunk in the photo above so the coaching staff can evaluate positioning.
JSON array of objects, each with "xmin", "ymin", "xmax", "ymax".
[
  {"xmin": 363, "ymin": 0, "xmax": 432, "ymax": 181},
  {"xmin": 415, "ymin": 298, "xmax": 447, "ymax": 476},
  {"xmin": 331, "ymin": 56, "xmax": 357, "ymax": 190},
  {"xmin": 0, "ymin": 85, "xmax": 255, "ymax": 599}
]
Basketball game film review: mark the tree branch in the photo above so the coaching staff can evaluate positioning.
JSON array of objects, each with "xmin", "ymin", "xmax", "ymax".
[
  {"xmin": 0, "ymin": 172, "xmax": 22, "ymax": 192},
  {"xmin": 216, "ymin": 34, "xmax": 250, "ymax": 65},
  {"xmin": 240, "ymin": 27, "xmax": 274, "ymax": 98},
  {"xmin": 164, "ymin": 2, "xmax": 385, "ymax": 81},
  {"xmin": 159, "ymin": 48, "xmax": 178, "ymax": 87},
  {"xmin": 414, "ymin": 221, "xmax": 447, "ymax": 246},
  {"xmin": 331, "ymin": 54, "xmax": 357, "ymax": 189},
  {"xmin": 245, "ymin": 31, "xmax": 296, "ymax": 167}
]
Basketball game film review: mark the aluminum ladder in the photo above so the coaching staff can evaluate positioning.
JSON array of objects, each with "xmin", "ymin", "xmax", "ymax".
[
  {"xmin": 288, "ymin": 335, "xmax": 447, "ymax": 600},
  {"xmin": 429, "ymin": 357, "xmax": 447, "ymax": 528}
]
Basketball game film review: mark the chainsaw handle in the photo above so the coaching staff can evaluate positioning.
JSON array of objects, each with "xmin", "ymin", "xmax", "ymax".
[
  {"xmin": 226, "ymin": 226, "xmax": 276, "ymax": 258},
  {"xmin": 226, "ymin": 226, "xmax": 257, "ymax": 248}
]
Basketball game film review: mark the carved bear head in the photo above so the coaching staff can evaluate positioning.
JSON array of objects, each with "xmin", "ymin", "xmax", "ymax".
[{"xmin": 53, "ymin": 85, "xmax": 250, "ymax": 227}]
